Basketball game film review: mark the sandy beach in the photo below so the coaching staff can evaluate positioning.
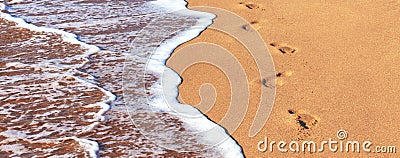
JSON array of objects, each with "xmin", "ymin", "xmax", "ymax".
[
  {"xmin": 1, "ymin": 0, "xmax": 399, "ymax": 157},
  {"xmin": 168, "ymin": 0, "xmax": 400, "ymax": 157},
  {"xmin": 1, "ymin": 1, "xmax": 227, "ymax": 157}
]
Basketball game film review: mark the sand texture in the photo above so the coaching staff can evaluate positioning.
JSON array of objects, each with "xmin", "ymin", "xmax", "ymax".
[{"xmin": 168, "ymin": 0, "xmax": 400, "ymax": 157}]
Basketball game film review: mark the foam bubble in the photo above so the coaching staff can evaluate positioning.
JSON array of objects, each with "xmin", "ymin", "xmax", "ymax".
[{"xmin": 142, "ymin": 0, "xmax": 243, "ymax": 157}]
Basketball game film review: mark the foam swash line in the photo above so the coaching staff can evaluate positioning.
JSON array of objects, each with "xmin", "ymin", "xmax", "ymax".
[
  {"xmin": 0, "ymin": 2, "xmax": 116, "ymax": 157},
  {"xmin": 132, "ymin": 0, "xmax": 244, "ymax": 157},
  {"xmin": 1, "ymin": 0, "xmax": 244, "ymax": 157}
]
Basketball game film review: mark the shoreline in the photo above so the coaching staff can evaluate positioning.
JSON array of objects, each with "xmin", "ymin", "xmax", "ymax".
[
  {"xmin": 0, "ymin": 6, "xmax": 109, "ymax": 156},
  {"xmin": 169, "ymin": 0, "xmax": 400, "ymax": 157},
  {"xmin": 1, "ymin": 0, "xmax": 242, "ymax": 157}
]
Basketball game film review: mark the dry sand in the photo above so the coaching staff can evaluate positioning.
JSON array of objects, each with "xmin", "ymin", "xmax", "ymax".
[{"xmin": 167, "ymin": 0, "xmax": 400, "ymax": 157}]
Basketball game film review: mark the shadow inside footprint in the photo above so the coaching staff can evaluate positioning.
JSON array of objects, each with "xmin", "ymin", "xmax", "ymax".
[
  {"xmin": 288, "ymin": 109, "xmax": 320, "ymax": 140},
  {"xmin": 298, "ymin": 119, "xmax": 309, "ymax": 129},
  {"xmin": 239, "ymin": 2, "xmax": 260, "ymax": 9},
  {"xmin": 246, "ymin": 4, "xmax": 259, "ymax": 9},
  {"xmin": 289, "ymin": 109, "xmax": 320, "ymax": 129},
  {"xmin": 269, "ymin": 42, "xmax": 298, "ymax": 54},
  {"xmin": 279, "ymin": 46, "xmax": 296, "ymax": 54}
]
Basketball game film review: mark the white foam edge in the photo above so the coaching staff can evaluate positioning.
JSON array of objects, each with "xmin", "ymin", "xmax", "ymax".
[
  {"xmin": 4, "ymin": 61, "xmax": 114, "ymax": 122},
  {"xmin": 0, "ymin": 6, "xmax": 100, "ymax": 55},
  {"xmin": 1, "ymin": 4, "xmax": 114, "ymax": 118},
  {"xmin": 1, "ymin": 4, "xmax": 97, "ymax": 75},
  {"xmin": 59, "ymin": 137, "xmax": 99, "ymax": 158},
  {"xmin": 148, "ymin": 0, "xmax": 188, "ymax": 11},
  {"xmin": 75, "ymin": 75, "xmax": 114, "ymax": 122},
  {"xmin": 145, "ymin": 0, "xmax": 244, "ymax": 157},
  {"xmin": 0, "ymin": 6, "xmax": 116, "ymax": 157},
  {"xmin": 7, "ymin": 0, "xmax": 25, "ymax": 5},
  {"xmin": 0, "ymin": 3, "xmax": 5, "ymax": 11}
]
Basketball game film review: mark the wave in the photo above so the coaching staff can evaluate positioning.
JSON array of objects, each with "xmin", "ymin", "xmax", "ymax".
[
  {"xmin": 1, "ymin": 1, "xmax": 115, "ymax": 157},
  {"xmin": 0, "ymin": 0, "xmax": 243, "ymax": 157}
]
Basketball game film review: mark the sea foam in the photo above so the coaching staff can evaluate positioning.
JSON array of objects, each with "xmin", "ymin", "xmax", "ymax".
[
  {"xmin": 143, "ymin": 0, "xmax": 244, "ymax": 157},
  {"xmin": 0, "ymin": 2, "xmax": 114, "ymax": 157},
  {"xmin": 1, "ymin": 0, "xmax": 244, "ymax": 157}
]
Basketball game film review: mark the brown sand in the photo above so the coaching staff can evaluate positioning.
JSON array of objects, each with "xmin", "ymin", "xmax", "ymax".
[{"xmin": 167, "ymin": 0, "xmax": 400, "ymax": 157}]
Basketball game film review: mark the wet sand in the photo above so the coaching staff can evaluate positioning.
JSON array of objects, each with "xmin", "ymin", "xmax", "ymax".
[
  {"xmin": 0, "ymin": 1, "xmax": 220, "ymax": 156},
  {"xmin": 168, "ymin": 0, "xmax": 400, "ymax": 157}
]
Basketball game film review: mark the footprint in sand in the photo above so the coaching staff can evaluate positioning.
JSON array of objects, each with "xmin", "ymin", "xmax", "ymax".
[
  {"xmin": 275, "ymin": 70, "xmax": 294, "ymax": 86},
  {"xmin": 242, "ymin": 20, "xmax": 261, "ymax": 31},
  {"xmin": 269, "ymin": 42, "xmax": 298, "ymax": 54},
  {"xmin": 249, "ymin": 71, "xmax": 292, "ymax": 88},
  {"xmin": 254, "ymin": 71, "xmax": 294, "ymax": 87},
  {"xmin": 276, "ymin": 71, "xmax": 293, "ymax": 78},
  {"xmin": 288, "ymin": 109, "xmax": 320, "ymax": 140},
  {"xmin": 239, "ymin": 2, "xmax": 261, "ymax": 10}
]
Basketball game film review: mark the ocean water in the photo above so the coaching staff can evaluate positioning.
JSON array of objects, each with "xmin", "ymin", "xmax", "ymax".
[{"xmin": 0, "ymin": 0, "xmax": 243, "ymax": 157}]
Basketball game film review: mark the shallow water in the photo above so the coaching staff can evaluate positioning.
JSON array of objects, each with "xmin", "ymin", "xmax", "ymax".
[{"xmin": 0, "ymin": 0, "xmax": 243, "ymax": 157}]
